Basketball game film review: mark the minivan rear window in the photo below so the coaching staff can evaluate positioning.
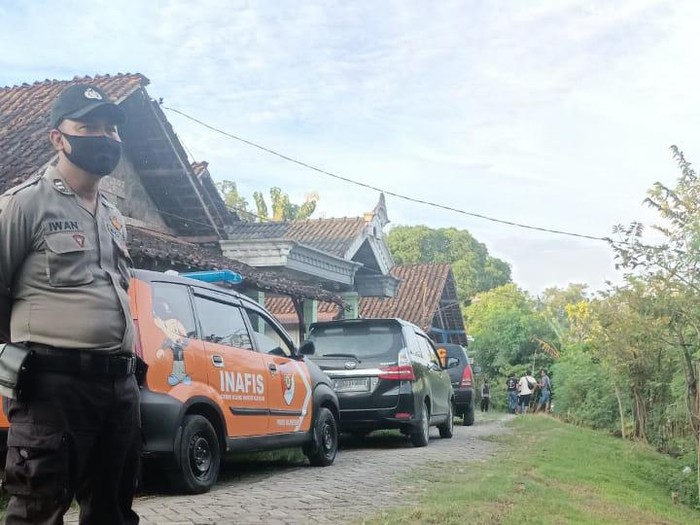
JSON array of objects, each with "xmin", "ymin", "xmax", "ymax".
[{"xmin": 309, "ymin": 323, "xmax": 404, "ymax": 359}]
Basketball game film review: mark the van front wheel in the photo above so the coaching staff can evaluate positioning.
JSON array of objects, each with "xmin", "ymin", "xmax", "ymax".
[{"xmin": 304, "ymin": 407, "xmax": 338, "ymax": 466}]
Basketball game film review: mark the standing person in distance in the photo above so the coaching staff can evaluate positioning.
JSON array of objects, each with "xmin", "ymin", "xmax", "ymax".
[
  {"xmin": 506, "ymin": 375, "xmax": 518, "ymax": 414},
  {"xmin": 537, "ymin": 369, "xmax": 552, "ymax": 414},
  {"xmin": 480, "ymin": 380, "xmax": 490, "ymax": 412},
  {"xmin": 0, "ymin": 84, "xmax": 141, "ymax": 525},
  {"xmin": 517, "ymin": 370, "xmax": 538, "ymax": 414}
]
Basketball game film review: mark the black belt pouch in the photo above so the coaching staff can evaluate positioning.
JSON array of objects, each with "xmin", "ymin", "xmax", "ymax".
[{"xmin": 0, "ymin": 343, "xmax": 34, "ymax": 400}]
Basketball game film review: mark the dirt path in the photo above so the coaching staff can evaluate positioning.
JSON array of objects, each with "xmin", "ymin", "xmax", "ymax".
[{"xmin": 67, "ymin": 415, "xmax": 513, "ymax": 524}]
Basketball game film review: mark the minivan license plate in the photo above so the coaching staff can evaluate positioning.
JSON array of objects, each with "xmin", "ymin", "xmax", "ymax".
[{"xmin": 333, "ymin": 377, "xmax": 370, "ymax": 393}]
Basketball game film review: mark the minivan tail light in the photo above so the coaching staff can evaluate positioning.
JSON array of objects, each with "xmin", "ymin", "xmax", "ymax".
[
  {"xmin": 460, "ymin": 364, "xmax": 473, "ymax": 388},
  {"xmin": 379, "ymin": 349, "xmax": 416, "ymax": 381}
]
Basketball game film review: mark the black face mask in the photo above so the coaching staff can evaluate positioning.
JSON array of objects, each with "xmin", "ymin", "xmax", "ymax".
[{"xmin": 61, "ymin": 133, "xmax": 122, "ymax": 176}]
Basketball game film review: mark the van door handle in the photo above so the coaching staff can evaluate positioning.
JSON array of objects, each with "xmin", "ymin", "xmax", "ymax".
[
  {"xmin": 268, "ymin": 363, "xmax": 277, "ymax": 372},
  {"xmin": 212, "ymin": 355, "xmax": 224, "ymax": 368}
]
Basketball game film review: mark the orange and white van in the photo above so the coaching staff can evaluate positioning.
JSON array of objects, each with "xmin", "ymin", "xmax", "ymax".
[{"xmin": 0, "ymin": 269, "xmax": 340, "ymax": 494}]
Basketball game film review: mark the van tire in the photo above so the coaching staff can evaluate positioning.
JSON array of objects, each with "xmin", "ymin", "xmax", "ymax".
[
  {"xmin": 438, "ymin": 402, "xmax": 454, "ymax": 438},
  {"xmin": 410, "ymin": 402, "xmax": 430, "ymax": 447},
  {"xmin": 168, "ymin": 415, "xmax": 221, "ymax": 494},
  {"xmin": 304, "ymin": 407, "xmax": 338, "ymax": 466}
]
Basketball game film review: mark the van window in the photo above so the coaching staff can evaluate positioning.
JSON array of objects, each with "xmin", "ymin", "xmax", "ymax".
[
  {"xmin": 309, "ymin": 322, "xmax": 404, "ymax": 359},
  {"xmin": 193, "ymin": 296, "xmax": 253, "ymax": 350},
  {"xmin": 416, "ymin": 334, "xmax": 439, "ymax": 365},
  {"xmin": 151, "ymin": 282, "xmax": 196, "ymax": 337},
  {"xmin": 407, "ymin": 331, "xmax": 423, "ymax": 358},
  {"xmin": 244, "ymin": 309, "xmax": 294, "ymax": 357}
]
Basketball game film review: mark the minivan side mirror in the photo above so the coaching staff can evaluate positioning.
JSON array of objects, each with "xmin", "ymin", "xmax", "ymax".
[
  {"xmin": 437, "ymin": 347, "xmax": 448, "ymax": 368},
  {"xmin": 299, "ymin": 340, "xmax": 315, "ymax": 356}
]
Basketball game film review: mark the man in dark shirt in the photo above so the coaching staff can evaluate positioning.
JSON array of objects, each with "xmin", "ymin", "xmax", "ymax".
[{"xmin": 506, "ymin": 376, "xmax": 518, "ymax": 414}]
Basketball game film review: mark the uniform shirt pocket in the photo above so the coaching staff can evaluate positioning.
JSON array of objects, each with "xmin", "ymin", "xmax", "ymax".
[{"xmin": 44, "ymin": 232, "xmax": 94, "ymax": 287}]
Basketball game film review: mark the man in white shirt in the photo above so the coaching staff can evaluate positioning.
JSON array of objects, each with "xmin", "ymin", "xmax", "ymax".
[{"xmin": 517, "ymin": 370, "xmax": 538, "ymax": 414}]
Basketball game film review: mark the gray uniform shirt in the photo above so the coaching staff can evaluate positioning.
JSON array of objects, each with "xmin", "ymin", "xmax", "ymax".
[{"xmin": 0, "ymin": 166, "xmax": 134, "ymax": 354}]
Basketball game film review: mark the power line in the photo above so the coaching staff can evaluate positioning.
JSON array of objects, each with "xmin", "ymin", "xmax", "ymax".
[{"xmin": 162, "ymin": 104, "xmax": 615, "ymax": 244}]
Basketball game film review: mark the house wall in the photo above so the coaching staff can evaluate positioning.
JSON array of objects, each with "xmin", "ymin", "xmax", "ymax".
[{"xmin": 103, "ymin": 156, "xmax": 170, "ymax": 232}]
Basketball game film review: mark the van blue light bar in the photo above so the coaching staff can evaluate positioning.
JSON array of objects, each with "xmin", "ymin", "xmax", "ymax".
[{"xmin": 181, "ymin": 270, "xmax": 244, "ymax": 284}]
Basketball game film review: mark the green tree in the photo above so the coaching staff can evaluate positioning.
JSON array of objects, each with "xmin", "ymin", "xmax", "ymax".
[
  {"xmin": 387, "ymin": 226, "xmax": 511, "ymax": 303},
  {"xmin": 216, "ymin": 180, "xmax": 256, "ymax": 221},
  {"xmin": 611, "ymin": 146, "xmax": 700, "ymax": 500},
  {"xmin": 217, "ymin": 181, "xmax": 319, "ymax": 222},
  {"xmin": 465, "ymin": 284, "xmax": 553, "ymax": 380},
  {"xmin": 593, "ymin": 282, "xmax": 679, "ymax": 443}
]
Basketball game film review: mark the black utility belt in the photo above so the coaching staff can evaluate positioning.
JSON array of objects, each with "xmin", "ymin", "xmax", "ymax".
[{"xmin": 30, "ymin": 346, "xmax": 137, "ymax": 378}]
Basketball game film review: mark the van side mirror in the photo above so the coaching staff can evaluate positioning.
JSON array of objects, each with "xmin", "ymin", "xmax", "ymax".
[{"xmin": 299, "ymin": 340, "xmax": 315, "ymax": 356}]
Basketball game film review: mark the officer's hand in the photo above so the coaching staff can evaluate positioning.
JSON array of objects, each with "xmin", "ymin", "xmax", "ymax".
[{"xmin": 156, "ymin": 349, "xmax": 165, "ymax": 359}]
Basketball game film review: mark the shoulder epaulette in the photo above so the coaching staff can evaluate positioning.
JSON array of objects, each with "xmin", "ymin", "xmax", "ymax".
[
  {"xmin": 100, "ymin": 194, "xmax": 120, "ymax": 210},
  {"xmin": 1, "ymin": 173, "xmax": 43, "ymax": 197}
]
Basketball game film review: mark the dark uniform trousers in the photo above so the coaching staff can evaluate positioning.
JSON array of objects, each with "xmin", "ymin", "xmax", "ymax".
[{"xmin": 2, "ymin": 366, "xmax": 141, "ymax": 525}]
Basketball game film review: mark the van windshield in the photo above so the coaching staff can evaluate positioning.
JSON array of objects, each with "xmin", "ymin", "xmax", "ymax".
[{"xmin": 308, "ymin": 323, "xmax": 404, "ymax": 359}]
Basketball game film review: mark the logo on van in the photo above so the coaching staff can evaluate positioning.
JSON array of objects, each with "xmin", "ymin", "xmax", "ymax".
[
  {"xmin": 344, "ymin": 361, "xmax": 357, "ymax": 370},
  {"xmin": 220, "ymin": 371, "xmax": 265, "ymax": 397},
  {"xmin": 283, "ymin": 373, "xmax": 296, "ymax": 405}
]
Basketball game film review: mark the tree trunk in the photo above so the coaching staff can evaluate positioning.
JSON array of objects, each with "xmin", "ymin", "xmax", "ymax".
[
  {"xmin": 693, "ymin": 360, "xmax": 700, "ymax": 502},
  {"xmin": 632, "ymin": 386, "xmax": 647, "ymax": 441},
  {"xmin": 614, "ymin": 384, "xmax": 626, "ymax": 440}
]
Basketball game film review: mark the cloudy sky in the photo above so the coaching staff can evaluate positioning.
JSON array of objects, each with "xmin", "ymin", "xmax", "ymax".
[{"xmin": 2, "ymin": 0, "xmax": 699, "ymax": 294}]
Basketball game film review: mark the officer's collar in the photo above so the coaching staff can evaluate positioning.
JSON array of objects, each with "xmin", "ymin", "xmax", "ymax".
[
  {"xmin": 43, "ymin": 166, "xmax": 74, "ymax": 196},
  {"xmin": 43, "ymin": 165, "xmax": 108, "ymax": 201}
]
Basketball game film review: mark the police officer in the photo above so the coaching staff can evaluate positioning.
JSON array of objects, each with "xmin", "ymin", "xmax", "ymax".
[{"xmin": 0, "ymin": 84, "xmax": 140, "ymax": 524}]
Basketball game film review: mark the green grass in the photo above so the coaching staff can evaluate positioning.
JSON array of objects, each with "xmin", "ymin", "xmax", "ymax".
[{"xmin": 361, "ymin": 415, "xmax": 700, "ymax": 525}]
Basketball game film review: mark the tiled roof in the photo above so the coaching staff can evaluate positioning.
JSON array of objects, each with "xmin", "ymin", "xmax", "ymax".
[
  {"xmin": 191, "ymin": 161, "xmax": 209, "ymax": 177},
  {"xmin": 226, "ymin": 217, "xmax": 367, "ymax": 257},
  {"xmin": 127, "ymin": 225, "xmax": 343, "ymax": 304},
  {"xmin": 264, "ymin": 263, "xmax": 454, "ymax": 331},
  {"xmin": 360, "ymin": 263, "xmax": 451, "ymax": 330},
  {"xmin": 0, "ymin": 74, "xmax": 148, "ymax": 194},
  {"xmin": 264, "ymin": 295, "xmax": 340, "ymax": 324}
]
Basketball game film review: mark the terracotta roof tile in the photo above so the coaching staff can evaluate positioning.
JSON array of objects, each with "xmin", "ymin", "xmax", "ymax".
[
  {"xmin": 0, "ymin": 74, "xmax": 148, "ymax": 194},
  {"xmin": 264, "ymin": 263, "xmax": 457, "ymax": 331},
  {"xmin": 226, "ymin": 216, "xmax": 367, "ymax": 257},
  {"xmin": 360, "ymin": 263, "xmax": 451, "ymax": 330},
  {"xmin": 127, "ymin": 225, "xmax": 343, "ymax": 304}
]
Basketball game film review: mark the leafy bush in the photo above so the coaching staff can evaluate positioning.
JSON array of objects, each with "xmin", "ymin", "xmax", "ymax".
[{"xmin": 551, "ymin": 349, "xmax": 619, "ymax": 431}]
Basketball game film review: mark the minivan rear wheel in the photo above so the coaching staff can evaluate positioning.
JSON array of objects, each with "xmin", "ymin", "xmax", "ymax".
[
  {"xmin": 463, "ymin": 402, "xmax": 475, "ymax": 426},
  {"xmin": 410, "ymin": 402, "xmax": 430, "ymax": 447},
  {"xmin": 438, "ymin": 402, "xmax": 454, "ymax": 438},
  {"xmin": 168, "ymin": 415, "xmax": 221, "ymax": 494}
]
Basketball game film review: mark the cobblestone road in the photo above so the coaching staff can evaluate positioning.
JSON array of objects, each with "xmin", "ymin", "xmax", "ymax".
[{"xmin": 67, "ymin": 415, "xmax": 512, "ymax": 524}]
